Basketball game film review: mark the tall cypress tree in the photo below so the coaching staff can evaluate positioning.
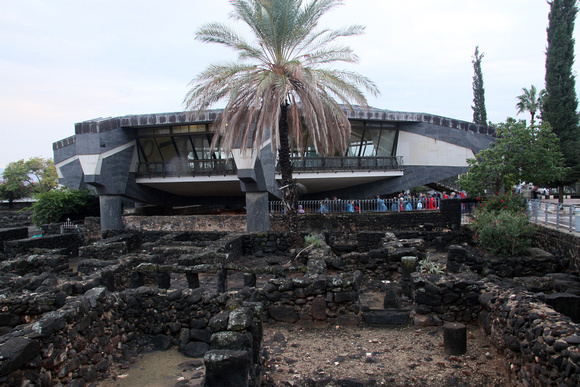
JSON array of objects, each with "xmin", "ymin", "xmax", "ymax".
[
  {"xmin": 472, "ymin": 46, "xmax": 488, "ymax": 125},
  {"xmin": 544, "ymin": 0, "xmax": 580, "ymax": 195}
]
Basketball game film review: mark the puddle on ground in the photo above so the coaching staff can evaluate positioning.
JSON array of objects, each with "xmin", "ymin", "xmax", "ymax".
[{"xmin": 98, "ymin": 349, "xmax": 204, "ymax": 387}]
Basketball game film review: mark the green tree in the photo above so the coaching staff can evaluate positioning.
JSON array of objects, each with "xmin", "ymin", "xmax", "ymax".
[
  {"xmin": 0, "ymin": 160, "xmax": 31, "ymax": 208},
  {"xmin": 460, "ymin": 118, "xmax": 566, "ymax": 197},
  {"xmin": 471, "ymin": 45, "xmax": 487, "ymax": 125},
  {"xmin": 0, "ymin": 157, "xmax": 58, "ymax": 208},
  {"xmin": 544, "ymin": 0, "xmax": 580, "ymax": 200},
  {"xmin": 516, "ymin": 85, "xmax": 543, "ymax": 125},
  {"xmin": 31, "ymin": 187, "xmax": 99, "ymax": 226},
  {"xmin": 184, "ymin": 0, "xmax": 378, "ymax": 244}
]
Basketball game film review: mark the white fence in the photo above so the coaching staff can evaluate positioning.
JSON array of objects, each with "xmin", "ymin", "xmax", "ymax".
[
  {"xmin": 528, "ymin": 200, "xmax": 579, "ymax": 233},
  {"xmin": 269, "ymin": 197, "xmax": 440, "ymax": 214}
]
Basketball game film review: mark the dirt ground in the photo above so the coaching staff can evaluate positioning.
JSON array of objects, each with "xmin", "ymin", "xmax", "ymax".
[
  {"xmin": 262, "ymin": 323, "xmax": 512, "ymax": 386},
  {"xmin": 99, "ymin": 323, "xmax": 511, "ymax": 387}
]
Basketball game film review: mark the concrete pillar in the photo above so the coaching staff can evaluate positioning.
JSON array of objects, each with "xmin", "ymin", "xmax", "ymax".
[
  {"xmin": 245, "ymin": 192, "xmax": 270, "ymax": 232},
  {"xmin": 99, "ymin": 195, "xmax": 124, "ymax": 236}
]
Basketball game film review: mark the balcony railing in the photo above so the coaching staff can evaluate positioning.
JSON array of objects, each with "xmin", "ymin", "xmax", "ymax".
[
  {"xmin": 280, "ymin": 156, "xmax": 404, "ymax": 172},
  {"xmin": 137, "ymin": 156, "xmax": 402, "ymax": 178},
  {"xmin": 136, "ymin": 160, "xmax": 237, "ymax": 178}
]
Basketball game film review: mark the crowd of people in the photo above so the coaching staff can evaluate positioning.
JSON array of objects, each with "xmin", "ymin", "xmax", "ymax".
[{"xmin": 312, "ymin": 190, "xmax": 466, "ymax": 213}]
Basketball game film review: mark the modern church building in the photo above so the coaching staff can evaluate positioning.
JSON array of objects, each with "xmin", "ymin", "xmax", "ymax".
[{"xmin": 53, "ymin": 106, "xmax": 495, "ymax": 231}]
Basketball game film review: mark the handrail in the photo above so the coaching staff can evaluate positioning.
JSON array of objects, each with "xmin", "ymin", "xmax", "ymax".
[
  {"xmin": 136, "ymin": 160, "xmax": 237, "ymax": 177},
  {"xmin": 270, "ymin": 197, "xmax": 439, "ymax": 214},
  {"xmin": 527, "ymin": 199, "xmax": 579, "ymax": 233},
  {"xmin": 280, "ymin": 156, "xmax": 404, "ymax": 172}
]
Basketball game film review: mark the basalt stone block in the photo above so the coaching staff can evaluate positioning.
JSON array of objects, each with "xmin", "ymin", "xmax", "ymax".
[
  {"xmin": 31, "ymin": 313, "xmax": 66, "ymax": 338},
  {"xmin": 0, "ymin": 313, "xmax": 20, "ymax": 327},
  {"xmin": 414, "ymin": 291, "xmax": 442, "ymax": 307},
  {"xmin": 312, "ymin": 297, "xmax": 327, "ymax": 320},
  {"xmin": 268, "ymin": 305, "xmax": 298, "ymax": 323},
  {"xmin": 203, "ymin": 350, "xmax": 249, "ymax": 387},
  {"xmin": 182, "ymin": 341, "xmax": 210, "ymax": 358},
  {"xmin": 228, "ymin": 308, "xmax": 252, "ymax": 331},
  {"xmin": 546, "ymin": 293, "xmax": 580, "ymax": 323},
  {"xmin": 151, "ymin": 334, "xmax": 172, "ymax": 351},
  {"xmin": 210, "ymin": 331, "xmax": 253, "ymax": 352},
  {"xmin": 208, "ymin": 312, "xmax": 230, "ymax": 332},
  {"xmin": 0, "ymin": 337, "xmax": 41, "ymax": 377},
  {"xmin": 334, "ymin": 292, "xmax": 359, "ymax": 303},
  {"xmin": 363, "ymin": 309, "xmax": 410, "ymax": 325}
]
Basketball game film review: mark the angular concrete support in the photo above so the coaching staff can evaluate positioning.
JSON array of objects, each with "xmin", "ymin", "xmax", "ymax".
[
  {"xmin": 245, "ymin": 192, "xmax": 270, "ymax": 232},
  {"xmin": 99, "ymin": 195, "xmax": 124, "ymax": 236}
]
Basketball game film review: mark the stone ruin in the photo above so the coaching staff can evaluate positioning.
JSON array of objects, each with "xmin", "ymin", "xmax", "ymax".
[{"xmin": 0, "ymin": 214, "xmax": 579, "ymax": 386}]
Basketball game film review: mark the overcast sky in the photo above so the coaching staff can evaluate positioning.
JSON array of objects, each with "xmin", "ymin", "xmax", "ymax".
[{"xmin": 1, "ymin": 0, "xmax": 578, "ymax": 169}]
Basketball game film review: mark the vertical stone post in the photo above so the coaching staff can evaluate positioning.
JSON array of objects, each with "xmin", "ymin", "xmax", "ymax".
[
  {"xmin": 401, "ymin": 256, "xmax": 417, "ymax": 299},
  {"xmin": 244, "ymin": 273, "xmax": 256, "ymax": 288},
  {"xmin": 157, "ymin": 272, "xmax": 171, "ymax": 289},
  {"xmin": 187, "ymin": 272, "xmax": 200, "ymax": 289},
  {"xmin": 99, "ymin": 195, "xmax": 124, "ymax": 237},
  {"xmin": 130, "ymin": 271, "xmax": 144, "ymax": 288},
  {"xmin": 443, "ymin": 322, "xmax": 467, "ymax": 355},
  {"xmin": 246, "ymin": 192, "xmax": 270, "ymax": 232},
  {"xmin": 217, "ymin": 269, "xmax": 228, "ymax": 293}
]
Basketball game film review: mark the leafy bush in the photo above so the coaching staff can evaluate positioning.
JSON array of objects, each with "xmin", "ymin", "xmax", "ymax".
[
  {"xmin": 418, "ymin": 254, "xmax": 446, "ymax": 274},
  {"xmin": 470, "ymin": 200, "xmax": 536, "ymax": 256},
  {"xmin": 476, "ymin": 193, "xmax": 526, "ymax": 214},
  {"xmin": 304, "ymin": 234, "xmax": 324, "ymax": 248},
  {"xmin": 30, "ymin": 188, "xmax": 100, "ymax": 226}
]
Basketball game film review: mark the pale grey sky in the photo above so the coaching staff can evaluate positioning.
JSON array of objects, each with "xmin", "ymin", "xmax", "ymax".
[{"xmin": 1, "ymin": 0, "xmax": 577, "ymax": 168}]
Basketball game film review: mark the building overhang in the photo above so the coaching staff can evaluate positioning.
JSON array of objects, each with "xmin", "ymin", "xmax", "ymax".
[{"xmin": 276, "ymin": 170, "xmax": 404, "ymax": 194}]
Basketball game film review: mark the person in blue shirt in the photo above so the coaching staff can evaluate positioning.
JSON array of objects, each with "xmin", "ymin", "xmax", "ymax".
[
  {"xmin": 346, "ymin": 200, "xmax": 354, "ymax": 212},
  {"xmin": 376, "ymin": 196, "xmax": 387, "ymax": 211}
]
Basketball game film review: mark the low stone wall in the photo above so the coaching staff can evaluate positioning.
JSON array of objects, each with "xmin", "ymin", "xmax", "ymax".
[
  {"xmin": 0, "ymin": 287, "xmax": 263, "ymax": 386},
  {"xmin": 270, "ymin": 210, "xmax": 456, "ymax": 233},
  {"xmin": 531, "ymin": 226, "xmax": 580, "ymax": 271},
  {"xmin": 0, "ymin": 228, "xmax": 28, "ymax": 254},
  {"xmin": 412, "ymin": 273, "xmax": 484, "ymax": 325},
  {"xmin": 447, "ymin": 245, "xmax": 564, "ymax": 277},
  {"xmin": 480, "ymin": 287, "xmax": 580, "ymax": 386},
  {"xmin": 4, "ymin": 233, "xmax": 83, "ymax": 256},
  {"xmin": 124, "ymin": 214, "xmax": 247, "ymax": 232}
]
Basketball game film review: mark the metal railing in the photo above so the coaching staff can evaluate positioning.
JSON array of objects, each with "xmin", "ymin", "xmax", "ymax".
[
  {"xmin": 269, "ymin": 197, "xmax": 440, "ymax": 214},
  {"xmin": 527, "ymin": 199, "xmax": 579, "ymax": 232},
  {"xmin": 280, "ymin": 156, "xmax": 404, "ymax": 172},
  {"xmin": 136, "ymin": 160, "xmax": 237, "ymax": 177}
]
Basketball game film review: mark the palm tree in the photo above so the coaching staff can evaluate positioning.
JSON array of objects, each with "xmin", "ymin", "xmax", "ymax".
[
  {"xmin": 516, "ymin": 85, "xmax": 543, "ymax": 125},
  {"xmin": 184, "ymin": 0, "xmax": 379, "ymax": 244}
]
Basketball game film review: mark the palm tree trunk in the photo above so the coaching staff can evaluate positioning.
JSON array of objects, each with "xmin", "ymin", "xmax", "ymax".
[{"xmin": 278, "ymin": 103, "xmax": 301, "ymax": 248}]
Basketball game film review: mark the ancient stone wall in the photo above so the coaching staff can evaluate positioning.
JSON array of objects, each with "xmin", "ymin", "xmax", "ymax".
[
  {"xmin": 0, "ymin": 227, "xmax": 28, "ymax": 253},
  {"xmin": 0, "ymin": 287, "xmax": 263, "ymax": 386},
  {"xmin": 4, "ymin": 233, "xmax": 83, "ymax": 257},
  {"xmin": 447, "ymin": 245, "xmax": 564, "ymax": 277},
  {"xmin": 124, "ymin": 214, "xmax": 247, "ymax": 232},
  {"xmin": 531, "ymin": 226, "xmax": 580, "ymax": 271},
  {"xmin": 480, "ymin": 287, "xmax": 580, "ymax": 386}
]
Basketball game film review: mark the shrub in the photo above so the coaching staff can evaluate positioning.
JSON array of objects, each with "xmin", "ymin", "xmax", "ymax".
[
  {"xmin": 476, "ymin": 193, "xmax": 526, "ymax": 214},
  {"xmin": 30, "ymin": 187, "xmax": 100, "ymax": 226},
  {"xmin": 470, "ymin": 208, "xmax": 536, "ymax": 256}
]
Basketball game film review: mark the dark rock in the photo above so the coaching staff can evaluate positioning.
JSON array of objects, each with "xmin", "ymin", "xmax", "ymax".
[
  {"xmin": 203, "ymin": 350, "xmax": 249, "ymax": 387},
  {"xmin": 181, "ymin": 342, "xmax": 210, "ymax": 358},
  {"xmin": 151, "ymin": 334, "xmax": 172, "ymax": 351},
  {"xmin": 268, "ymin": 306, "xmax": 298, "ymax": 323},
  {"xmin": 0, "ymin": 338, "xmax": 41, "ymax": 377}
]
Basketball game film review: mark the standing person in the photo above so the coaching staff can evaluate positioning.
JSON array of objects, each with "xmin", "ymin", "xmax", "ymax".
[
  {"xmin": 346, "ymin": 201, "xmax": 354, "ymax": 212},
  {"xmin": 376, "ymin": 195, "xmax": 387, "ymax": 212},
  {"xmin": 427, "ymin": 194, "xmax": 437, "ymax": 210},
  {"xmin": 442, "ymin": 191, "xmax": 449, "ymax": 199}
]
